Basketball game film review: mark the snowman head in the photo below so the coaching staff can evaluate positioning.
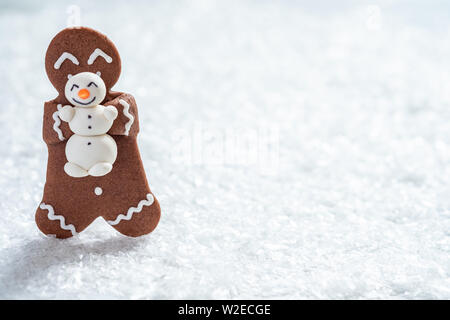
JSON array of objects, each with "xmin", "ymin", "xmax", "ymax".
[{"xmin": 65, "ymin": 72, "xmax": 106, "ymax": 107}]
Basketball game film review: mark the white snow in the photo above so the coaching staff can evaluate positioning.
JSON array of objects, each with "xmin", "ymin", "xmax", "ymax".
[{"xmin": 1, "ymin": 0, "xmax": 450, "ymax": 299}]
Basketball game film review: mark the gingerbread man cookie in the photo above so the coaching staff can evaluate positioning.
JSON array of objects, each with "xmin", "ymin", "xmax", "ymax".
[{"xmin": 36, "ymin": 27, "xmax": 161, "ymax": 238}]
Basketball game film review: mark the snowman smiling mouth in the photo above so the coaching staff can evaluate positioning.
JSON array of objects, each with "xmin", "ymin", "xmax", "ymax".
[{"xmin": 72, "ymin": 96, "xmax": 96, "ymax": 105}]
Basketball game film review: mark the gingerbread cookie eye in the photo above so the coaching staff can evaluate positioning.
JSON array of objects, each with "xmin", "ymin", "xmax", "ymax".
[
  {"xmin": 54, "ymin": 52, "xmax": 79, "ymax": 69},
  {"xmin": 87, "ymin": 48, "xmax": 113, "ymax": 65}
]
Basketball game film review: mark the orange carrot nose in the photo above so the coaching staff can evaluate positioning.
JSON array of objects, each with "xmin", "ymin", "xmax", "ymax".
[{"xmin": 78, "ymin": 88, "xmax": 90, "ymax": 99}]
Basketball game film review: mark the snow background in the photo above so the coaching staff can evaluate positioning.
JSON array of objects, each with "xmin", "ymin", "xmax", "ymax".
[{"xmin": 1, "ymin": 0, "xmax": 450, "ymax": 299}]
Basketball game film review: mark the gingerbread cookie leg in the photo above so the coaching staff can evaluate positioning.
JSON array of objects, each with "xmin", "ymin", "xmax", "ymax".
[
  {"xmin": 98, "ymin": 136, "xmax": 161, "ymax": 237},
  {"xmin": 35, "ymin": 203, "xmax": 96, "ymax": 239},
  {"xmin": 107, "ymin": 194, "xmax": 161, "ymax": 237}
]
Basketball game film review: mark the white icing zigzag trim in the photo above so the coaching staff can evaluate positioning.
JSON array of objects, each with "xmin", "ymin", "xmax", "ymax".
[
  {"xmin": 52, "ymin": 104, "xmax": 65, "ymax": 141},
  {"xmin": 107, "ymin": 194, "xmax": 154, "ymax": 226},
  {"xmin": 54, "ymin": 52, "xmax": 79, "ymax": 69},
  {"xmin": 39, "ymin": 203, "xmax": 78, "ymax": 236},
  {"xmin": 119, "ymin": 99, "xmax": 134, "ymax": 136},
  {"xmin": 87, "ymin": 48, "xmax": 113, "ymax": 65}
]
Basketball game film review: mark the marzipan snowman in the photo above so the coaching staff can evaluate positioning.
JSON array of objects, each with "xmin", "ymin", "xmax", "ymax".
[
  {"xmin": 59, "ymin": 72, "xmax": 118, "ymax": 177},
  {"xmin": 35, "ymin": 27, "xmax": 161, "ymax": 238}
]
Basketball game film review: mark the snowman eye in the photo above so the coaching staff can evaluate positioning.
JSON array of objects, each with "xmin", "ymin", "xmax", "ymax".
[
  {"xmin": 87, "ymin": 82, "xmax": 98, "ymax": 88},
  {"xmin": 70, "ymin": 84, "xmax": 79, "ymax": 91}
]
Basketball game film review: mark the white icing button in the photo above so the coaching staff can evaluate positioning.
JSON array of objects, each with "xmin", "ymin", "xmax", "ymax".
[{"xmin": 94, "ymin": 187, "xmax": 103, "ymax": 196}]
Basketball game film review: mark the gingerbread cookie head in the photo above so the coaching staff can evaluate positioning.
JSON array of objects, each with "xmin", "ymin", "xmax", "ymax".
[{"xmin": 45, "ymin": 27, "xmax": 121, "ymax": 104}]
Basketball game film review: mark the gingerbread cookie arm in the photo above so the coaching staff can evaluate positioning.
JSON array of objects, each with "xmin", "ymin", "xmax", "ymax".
[
  {"xmin": 42, "ymin": 101, "xmax": 73, "ymax": 145},
  {"xmin": 105, "ymin": 93, "xmax": 139, "ymax": 137}
]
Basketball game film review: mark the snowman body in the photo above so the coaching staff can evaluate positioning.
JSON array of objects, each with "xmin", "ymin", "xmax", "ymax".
[
  {"xmin": 66, "ymin": 134, "xmax": 117, "ymax": 170},
  {"xmin": 65, "ymin": 106, "xmax": 117, "ymax": 176},
  {"xmin": 59, "ymin": 72, "xmax": 118, "ymax": 177}
]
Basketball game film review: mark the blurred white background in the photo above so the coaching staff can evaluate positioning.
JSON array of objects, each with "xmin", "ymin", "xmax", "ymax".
[{"xmin": 0, "ymin": 0, "xmax": 450, "ymax": 299}]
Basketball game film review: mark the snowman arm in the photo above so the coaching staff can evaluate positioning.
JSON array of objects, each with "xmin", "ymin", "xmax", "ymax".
[
  {"xmin": 58, "ymin": 105, "xmax": 75, "ymax": 122},
  {"xmin": 104, "ymin": 93, "xmax": 139, "ymax": 137},
  {"xmin": 42, "ymin": 101, "xmax": 74, "ymax": 144},
  {"xmin": 103, "ymin": 105, "xmax": 118, "ymax": 121}
]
